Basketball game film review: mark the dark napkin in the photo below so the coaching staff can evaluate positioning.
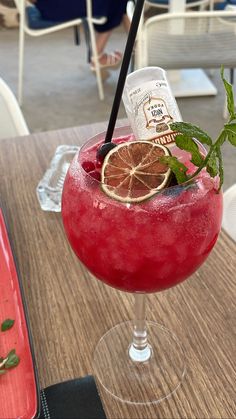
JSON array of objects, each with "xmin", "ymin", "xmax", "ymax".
[{"xmin": 39, "ymin": 375, "xmax": 106, "ymax": 419}]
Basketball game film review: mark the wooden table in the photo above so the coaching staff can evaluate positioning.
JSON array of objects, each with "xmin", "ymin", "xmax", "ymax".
[{"xmin": 0, "ymin": 120, "xmax": 235, "ymax": 419}]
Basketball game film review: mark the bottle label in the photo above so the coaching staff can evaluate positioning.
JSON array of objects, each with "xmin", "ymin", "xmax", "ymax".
[{"xmin": 128, "ymin": 80, "xmax": 182, "ymax": 146}]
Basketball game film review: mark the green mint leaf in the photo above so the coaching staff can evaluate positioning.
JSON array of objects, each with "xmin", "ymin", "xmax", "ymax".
[
  {"xmin": 221, "ymin": 66, "xmax": 236, "ymax": 120},
  {"xmin": 5, "ymin": 349, "xmax": 20, "ymax": 369},
  {"xmin": 206, "ymin": 151, "xmax": 218, "ymax": 178},
  {"xmin": 175, "ymin": 134, "xmax": 204, "ymax": 167},
  {"xmin": 224, "ymin": 123, "xmax": 236, "ymax": 146},
  {"xmin": 161, "ymin": 156, "xmax": 188, "ymax": 184},
  {"xmin": 1, "ymin": 318, "xmax": 14, "ymax": 332},
  {"xmin": 170, "ymin": 122, "xmax": 212, "ymax": 146}
]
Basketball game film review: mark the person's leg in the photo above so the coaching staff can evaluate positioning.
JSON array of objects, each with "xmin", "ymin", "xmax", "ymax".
[
  {"xmin": 94, "ymin": 30, "xmax": 122, "ymax": 67},
  {"xmin": 122, "ymin": 13, "xmax": 131, "ymax": 33},
  {"xmin": 96, "ymin": 31, "xmax": 112, "ymax": 56},
  {"xmin": 92, "ymin": 1, "xmax": 129, "ymax": 70}
]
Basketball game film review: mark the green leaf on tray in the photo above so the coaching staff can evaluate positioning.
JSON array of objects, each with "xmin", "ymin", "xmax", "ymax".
[
  {"xmin": 0, "ymin": 349, "xmax": 20, "ymax": 375},
  {"xmin": 1, "ymin": 318, "xmax": 15, "ymax": 332},
  {"xmin": 4, "ymin": 349, "xmax": 20, "ymax": 369}
]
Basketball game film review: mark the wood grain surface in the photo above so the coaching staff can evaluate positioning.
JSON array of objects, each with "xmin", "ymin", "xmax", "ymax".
[{"xmin": 0, "ymin": 120, "xmax": 235, "ymax": 419}]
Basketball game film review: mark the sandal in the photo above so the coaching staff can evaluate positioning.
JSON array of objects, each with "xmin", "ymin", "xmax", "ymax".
[
  {"xmin": 91, "ymin": 67, "xmax": 110, "ymax": 81},
  {"xmin": 90, "ymin": 51, "xmax": 123, "ymax": 71}
]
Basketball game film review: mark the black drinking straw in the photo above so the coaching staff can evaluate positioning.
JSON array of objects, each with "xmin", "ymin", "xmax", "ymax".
[{"xmin": 103, "ymin": 0, "xmax": 145, "ymax": 146}]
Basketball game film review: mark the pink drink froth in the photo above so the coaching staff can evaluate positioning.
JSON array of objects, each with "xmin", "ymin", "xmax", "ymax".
[{"xmin": 62, "ymin": 131, "xmax": 223, "ymax": 293}]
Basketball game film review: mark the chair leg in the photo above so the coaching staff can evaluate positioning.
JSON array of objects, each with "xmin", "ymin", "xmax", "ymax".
[
  {"xmin": 82, "ymin": 19, "xmax": 92, "ymax": 63},
  {"xmin": 86, "ymin": 19, "xmax": 104, "ymax": 100},
  {"xmin": 73, "ymin": 25, "xmax": 80, "ymax": 45}
]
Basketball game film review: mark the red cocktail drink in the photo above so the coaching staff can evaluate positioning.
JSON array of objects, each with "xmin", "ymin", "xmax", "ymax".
[{"xmin": 62, "ymin": 128, "xmax": 223, "ymax": 294}]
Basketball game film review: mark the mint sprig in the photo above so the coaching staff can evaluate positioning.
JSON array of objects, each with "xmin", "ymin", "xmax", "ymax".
[{"xmin": 162, "ymin": 67, "xmax": 236, "ymax": 190}]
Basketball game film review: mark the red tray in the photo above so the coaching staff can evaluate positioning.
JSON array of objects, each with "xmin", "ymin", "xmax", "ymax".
[{"xmin": 0, "ymin": 208, "xmax": 40, "ymax": 418}]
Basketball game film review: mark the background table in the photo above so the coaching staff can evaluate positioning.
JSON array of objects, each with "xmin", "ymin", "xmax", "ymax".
[{"xmin": 0, "ymin": 120, "xmax": 235, "ymax": 418}]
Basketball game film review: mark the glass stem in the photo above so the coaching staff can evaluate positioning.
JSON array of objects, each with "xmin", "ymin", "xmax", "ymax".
[{"xmin": 129, "ymin": 293, "xmax": 152, "ymax": 362}]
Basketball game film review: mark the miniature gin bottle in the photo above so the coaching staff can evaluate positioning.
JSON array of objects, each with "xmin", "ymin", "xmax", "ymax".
[{"xmin": 123, "ymin": 67, "xmax": 182, "ymax": 147}]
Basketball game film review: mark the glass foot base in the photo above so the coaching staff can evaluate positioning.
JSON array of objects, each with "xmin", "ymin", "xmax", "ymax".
[{"xmin": 93, "ymin": 321, "xmax": 186, "ymax": 405}]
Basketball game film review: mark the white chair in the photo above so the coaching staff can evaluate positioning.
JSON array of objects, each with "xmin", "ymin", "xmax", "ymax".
[
  {"xmin": 145, "ymin": 0, "xmax": 212, "ymax": 12},
  {"xmin": 222, "ymin": 184, "xmax": 236, "ymax": 242},
  {"xmin": 0, "ymin": 77, "xmax": 29, "ymax": 140},
  {"xmin": 138, "ymin": 9, "xmax": 236, "ymax": 69},
  {"xmin": 13, "ymin": 0, "xmax": 106, "ymax": 104},
  {"xmin": 136, "ymin": 9, "xmax": 236, "ymax": 115}
]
